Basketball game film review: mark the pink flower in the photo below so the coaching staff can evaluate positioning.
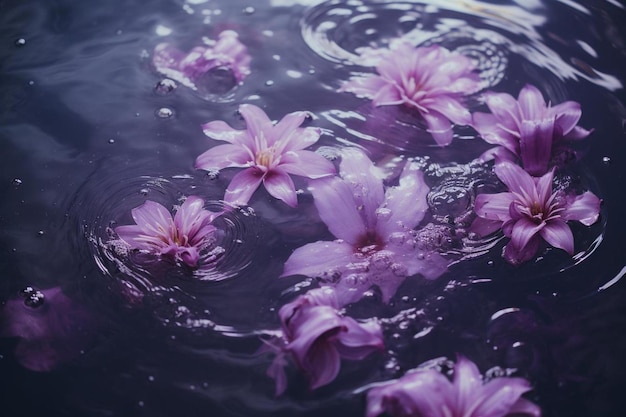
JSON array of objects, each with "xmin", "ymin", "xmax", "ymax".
[
  {"xmin": 1, "ymin": 287, "xmax": 94, "ymax": 372},
  {"xmin": 114, "ymin": 196, "xmax": 217, "ymax": 268},
  {"xmin": 473, "ymin": 84, "xmax": 592, "ymax": 176},
  {"xmin": 340, "ymin": 41, "xmax": 481, "ymax": 146},
  {"xmin": 152, "ymin": 30, "xmax": 251, "ymax": 90},
  {"xmin": 268, "ymin": 287, "xmax": 383, "ymax": 395},
  {"xmin": 282, "ymin": 149, "xmax": 446, "ymax": 305},
  {"xmin": 195, "ymin": 104, "xmax": 336, "ymax": 207},
  {"xmin": 366, "ymin": 355, "xmax": 541, "ymax": 417},
  {"xmin": 474, "ymin": 162, "xmax": 601, "ymax": 265}
]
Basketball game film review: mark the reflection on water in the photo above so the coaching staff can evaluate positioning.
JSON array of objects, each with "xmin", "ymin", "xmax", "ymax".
[{"xmin": 1, "ymin": 0, "xmax": 626, "ymax": 416}]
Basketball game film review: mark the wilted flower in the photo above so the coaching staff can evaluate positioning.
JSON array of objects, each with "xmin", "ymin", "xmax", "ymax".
[
  {"xmin": 340, "ymin": 41, "xmax": 481, "ymax": 146},
  {"xmin": 282, "ymin": 149, "xmax": 446, "ymax": 305},
  {"xmin": 196, "ymin": 104, "xmax": 335, "ymax": 207},
  {"xmin": 114, "ymin": 196, "xmax": 217, "ymax": 268},
  {"xmin": 474, "ymin": 162, "xmax": 600, "ymax": 265},
  {"xmin": 473, "ymin": 84, "xmax": 592, "ymax": 176},
  {"xmin": 152, "ymin": 30, "xmax": 251, "ymax": 90},
  {"xmin": 265, "ymin": 287, "xmax": 383, "ymax": 395},
  {"xmin": 1, "ymin": 287, "xmax": 94, "ymax": 372},
  {"xmin": 366, "ymin": 355, "xmax": 541, "ymax": 417}
]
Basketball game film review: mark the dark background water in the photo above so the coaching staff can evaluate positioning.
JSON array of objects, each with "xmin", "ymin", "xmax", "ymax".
[{"xmin": 1, "ymin": 0, "xmax": 626, "ymax": 416}]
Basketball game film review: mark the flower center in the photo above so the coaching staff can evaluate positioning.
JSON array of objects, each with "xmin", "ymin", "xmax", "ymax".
[
  {"xmin": 356, "ymin": 231, "xmax": 384, "ymax": 254},
  {"xmin": 255, "ymin": 147, "xmax": 278, "ymax": 169},
  {"xmin": 529, "ymin": 202, "xmax": 544, "ymax": 223}
]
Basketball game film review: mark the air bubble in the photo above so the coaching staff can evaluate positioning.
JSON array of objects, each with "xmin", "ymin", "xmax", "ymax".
[
  {"xmin": 265, "ymin": 80, "xmax": 274, "ymax": 86},
  {"xmin": 243, "ymin": 6, "xmax": 255, "ymax": 14},
  {"xmin": 24, "ymin": 291, "xmax": 45, "ymax": 308},
  {"xmin": 156, "ymin": 107, "xmax": 174, "ymax": 118},
  {"xmin": 602, "ymin": 156, "xmax": 611, "ymax": 164},
  {"xmin": 37, "ymin": 230, "xmax": 45, "ymax": 236},
  {"xmin": 15, "ymin": 38, "xmax": 26, "ymax": 46},
  {"xmin": 13, "ymin": 178, "xmax": 22, "ymax": 186},
  {"xmin": 108, "ymin": 139, "xmax": 115, "ymax": 144},
  {"xmin": 155, "ymin": 79, "xmax": 177, "ymax": 95}
]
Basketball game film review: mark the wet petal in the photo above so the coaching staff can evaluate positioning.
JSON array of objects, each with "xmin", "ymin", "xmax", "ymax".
[
  {"xmin": 372, "ymin": 83, "xmax": 405, "ymax": 107},
  {"xmin": 201, "ymin": 120, "xmax": 248, "ymax": 143},
  {"xmin": 483, "ymin": 91, "xmax": 522, "ymax": 132},
  {"xmin": 510, "ymin": 217, "xmax": 544, "ymax": 253},
  {"xmin": 494, "ymin": 162, "xmax": 536, "ymax": 196},
  {"xmin": 305, "ymin": 341, "xmax": 342, "ymax": 390},
  {"xmin": 195, "ymin": 144, "xmax": 251, "ymax": 170},
  {"xmin": 339, "ymin": 74, "xmax": 390, "ymax": 99},
  {"xmin": 239, "ymin": 104, "xmax": 272, "ymax": 141},
  {"xmin": 131, "ymin": 200, "xmax": 174, "ymax": 238},
  {"xmin": 548, "ymin": 100, "xmax": 583, "ymax": 137},
  {"xmin": 280, "ymin": 150, "xmax": 336, "ymax": 179},
  {"xmin": 454, "ymin": 355, "xmax": 483, "ymax": 411},
  {"xmin": 422, "ymin": 110, "xmax": 454, "ymax": 146},
  {"xmin": 473, "ymin": 112, "xmax": 519, "ymax": 154},
  {"xmin": 520, "ymin": 118, "xmax": 555, "ymax": 176},
  {"xmin": 562, "ymin": 191, "xmax": 601, "ymax": 226},
  {"xmin": 428, "ymin": 95, "xmax": 472, "ymax": 126},
  {"xmin": 475, "ymin": 146, "xmax": 517, "ymax": 165},
  {"xmin": 508, "ymin": 397, "xmax": 542, "ymax": 417},
  {"xmin": 472, "ymin": 377, "xmax": 534, "ymax": 417},
  {"xmin": 224, "ymin": 167, "xmax": 263, "ymax": 206},
  {"xmin": 503, "ymin": 233, "xmax": 540, "ymax": 265},
  {"xmin": 540, "ymin": 219, "xmax": 574, "ymax": 254},
  {"xmin": 269, "ymin": 110, "xmax": 308, "ymax": 148},
  {"xmin": 281, "ymin": 240, "xmax": 354, "ymax": 279},
  {"xmin": 310, "ymin": 178, "xmax": 366, "ymax": 245},
  {"xmin": 114, "ymin": 225, "xmax": 147, "ymax": 248},
  {"xmin": 518, "ymin": 84, "xmax": 547, "ymax": 120},
  {"xmin": 263, "ymin": 169, "xmax": 298, "ymax": 207},
  {"xmin": 474, "ymin": 192, "xmax": 515, "ymax": 222},
  {"xmin": 335, "ymin": 319, "xmax": 383, "ymax": 360}
]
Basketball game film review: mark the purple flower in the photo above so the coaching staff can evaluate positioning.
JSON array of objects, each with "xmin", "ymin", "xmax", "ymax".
[
  {"xmin": 474, "ymin": 162, "xmax": 601, "ymax": 265},
  {"xmin": 195, "ymin": 104, "xmax": 336, "ymax": 207},
  {"xmin": 152, "ymin": 30, "xmax": 251, "ymax": 89},
  {"xmin": 1, "ymin": 287, "xmax": 94, "ymax": 372},
  {"xmin": 366, "ymin": 355, "xmax": 541, "ymax": 417},
  {"xmin": 473, "ymin": 84, "xmax": 592, "ymax": 176},
  {"xmin": 267, "ymin": 287, "xmax": 383, "ymax": 395},
  {"xmin": 340, "ymin": 41, "xmax": 481, "ymax": 146},
  {"xmin": 282, "ymin": 149, "xmax": 446, "ymax": 305},
  {"xmin": 114, "ymin": 196, "xmax": 217, "ymax": 268}
]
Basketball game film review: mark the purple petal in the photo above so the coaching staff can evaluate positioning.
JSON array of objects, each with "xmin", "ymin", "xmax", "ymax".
[
  {"xmin": 564, "ymin": 125, "xmax": 592, "ymax": 140},
  {"xmin": 494, "ymin": 162, "xmax": 536, "ymax": 197},
  {"xmin": 474, "ymin": 192, "xmax": 515, "ymax": 222},
  {"xmin": 548, "ymin": 100, "xmax": 583, "ymax": 137},
  {"xmin": 179, "ymin": 246, "xmax": 200, "ymax": 267},
  {"xmin": 422, "ymin": 110, "xmax": 454, "ymax": 146},
  {"xmin": 540, "ymin": 219, "xmax": 574, "ymax": 255},
  {"xmin": 562, "ymin": 191, "xmax": 601, "ymax": 226},
  {"xmin": 518, "ymin": 84, "xmax": 547, "ymax": 120},
  {"xmin": 372, "ymin": 83, "xmax": 405, "ymax": 107},
  {"xmin": 483, "ymin": 91, "xmax": 522, "ymax": 133},
  {"xmin": 281, "ymin": 240, "xmax": 355, "ymax": 279},
  {"xmin": 340, "ymin": 74, "xmax": 392, "ymax": 100},
  {"xmin": 377, "ymin": 163, "xmax": 429, "ymax": 237},
  {"xmin": 508, "ymin": 397, "xmax": 542, "ymax": 417},
  {"xmin": 475, "ymin": 146, "xmax": 517, "ymax": 165},
  {"xmin": 454, "ymin": 355, "xmax": 483, "ymax": 411},
  {"xmin": 520, "ymin": 118, "xmax": 555, "ymax": 176},
  {"xmin": 114, "ymin": 225, "xmax": 147, "ymax": 248},
  {"xmin": 239, "ymin": 104, "xmax": 272, "ymax": 142},
  {"xmin": 472, "ymin": 112, "xmax": 519, "ymax": 154},
  {"xmin": 224, "ymin": 167, "xmax": 263, "ymax": 206},
  {"xmin": 279, "ymin": 150, "xmax": 336, "ymax": 179},
  {"xmin": 131, "ymin": 200, "xmax": 174, "ymax": 237},
  {"xmin": 269, "ymin": 111, "xmax": 308, "ymax": 147},
  {"xmin": 535, "ymin": 169, "xmax": 555, "ymax": 206},
  {"xmin": 503, "ymin": 234, "xmax": 540, "ymax": 265},
  {"xmin": 263, "ymin": 169, "xmax": 298, "ymax": 207},
  {"xmin": 427, "ymin": 96, "xmax": 472, "ymax": 126},
  {"xmin": 310, "ymin": 177, "xmax": 367, "ymax": 245},
  {"xmin": 201, "ymin": 120, "xmax": 248, "ymax": 143},
  {"xmin": 472, "ymin": 377, "xmax": 534, "ymax": 417},
  {"xmin": 267, "ymin": 353, "xmax": 288, "ymax": 396},
  {"xmin": 468, "ymin": 216, "xmax": 503, "ymax": 238},
  {"xmin": 510, "ymin": 218, "xmax": 544, "ymax": 254},
  {"xmin": 305, "ymin": 341, "xmax": 342, "ymax": 390},
  {"xmin": 195, "ymin": 144, "xmax": 251, "ymax": 170},
  {"xmin": 335, "ymin": 319, "xmax": 383, "ymax": 360}
]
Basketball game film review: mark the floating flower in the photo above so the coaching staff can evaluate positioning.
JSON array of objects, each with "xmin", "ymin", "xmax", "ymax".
[
  {"xmin": 340, "ymin": 41, "xmax": 481, "ymax": 146},
  {"xmin": 1, "ymin": 287, "xmax": 94, "ymax": 372},
  {"xmin": 266, "ymin": 287, "xmax": 383, "ymax": 395},
  {"xmin": 152, "ymin": 30, "xmax": 251, "ymax": 90},
  {"xmin": 473, "ymin": 84, "xmax": 592, "ymax": 176},
  {"xmin": 114, "ymin": 196, "xmax": 217, "ymax": 268},
  {"xmin": 474, "ymin": 162, "xmax": 600, "ymax": 265},
  {"xmin": 282, "ymin": 149, "xmax": 446, "ymax": 305},
  {"xmin": 196, "ymin": 104, "xmax": 336, "ymax": 207},
  {"xmin": 366, "ymin": 355, "xmax": 541, "ymax": 417}
]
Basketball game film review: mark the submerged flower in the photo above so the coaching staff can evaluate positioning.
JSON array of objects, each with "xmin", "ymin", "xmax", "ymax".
[
  {"xmin": 473, "ymin": 84, "xmax": 592, "ymax": 176},
  {"xmin": 1, "ymin": 287, "xmax": 94, "ymax": 372},
  {"xmin": 152, "ymin": 30, "xmax": 251, "ymax": 90},
  {"xmin": 196, "ymin": 104, "xmax": 335, "ymax": 207},
  {"xmin": 340, "ymin": 41, "xmax": 481, "ymax": 146},
  {"xmin": 366, "ymin": 355, "xmax": 541, "ymax": 417},
  {"xmin": 267, "ymin": 287, "xmax": 383, "ymax": 395},
  {"xmin": 282, "ymin": 149, "xmax": 446, "ymax": 305},
  {"xmin": 474, "ymin": 162, "xmax": 600, "ymax": 265},
  {"xmin": 114, "ymin": 196, "xmax": 217, "ymax": 268}
]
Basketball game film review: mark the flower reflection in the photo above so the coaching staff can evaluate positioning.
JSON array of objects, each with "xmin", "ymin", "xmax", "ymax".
[
  {"xmin": 196, "ymin": 104, "xmax": 335, "ymax": 207},
  {"xmin": 474, "ymin": 162, "xmax": 600, "ymax": 265},
  {"xmin": 366, "ymin": 355, "xmax": 541, "ymax": 417},
  {"xmin": 283, "ymin": 148, "xmax": 446, "ymax": 305},
  {"xmin": 114, "ymin": 196, "xmax": 217, "ymax": 268},
  {"xmin": 1, "ymin": 287, "xmax": 94, "ymax": 372},
  {"xmin": 264, "ymin": 287, "xmax": 383, "ymax": 395},
  {"xmin": 473, "ymin": 84, "xmax": 592, "ymax": 176},
  {"xmin": 152, "ymin": 30, "xmax": 251, "ymax": 90},
  {"xmin": 340, "ymin": 41, "xmax": 481, "ymax": 146}
]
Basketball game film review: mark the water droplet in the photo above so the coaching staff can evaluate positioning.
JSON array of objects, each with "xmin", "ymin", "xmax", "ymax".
[
  {"xmin": 108, "ymin": 139, "xmax": 115, "ymax": 144},
  {"xmin": 155, "ymin": 79, "xmax": 177, "ymax": 95},
  {"xmin": 139, "ymin": 188, "xmax": 149, "ymax": 196},
  {"xmin": 15, "ymin": 38, "xmax": 26, "ymax": 47},
  {"xmin": 602, "ymin": 156, "xmax": 611, "ymax": 164},
  {"xmin": 264, "ymin": 80, "xmax": 274, "ymax": 86},
  {"xmin": 24, "ymin": 291, "xmax": 45, "ymax": 308},
  {"xmin": 243, "ymin": 6, "xmax": 255, "ymax": 14},
  {"xmin": 375, "ymin": 207, "xmax": 392, "ymax": 220},
  {"xmin": 12, "ymin": 178, "xmax": 22, "ymax": 186},
  {"xmin": 20, "ymin": 286, "xmax": 35, "ymax": 297},
  {"xmin": 156, "ymin": 107, "xmax": 174, "ymax": 118},
  {"xmin": 148, "ymin": 375, "xmax": 155, "ymax": 382},
  {"xmin": 28, "ymin": 80, "xmax": 35, "ymax": 86},
  {"xmin": 37, "ymin": 230, "xmax": 45, "ymax": 236},
  {"xmin": 138, "ymin": 401, "xmax": 145, "ymax": 408}
]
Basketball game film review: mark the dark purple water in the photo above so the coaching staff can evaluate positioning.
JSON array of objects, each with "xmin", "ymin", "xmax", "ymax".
[{"xmin": 1, "ymin": 0, "xmax": 626, "ymax": 416}]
